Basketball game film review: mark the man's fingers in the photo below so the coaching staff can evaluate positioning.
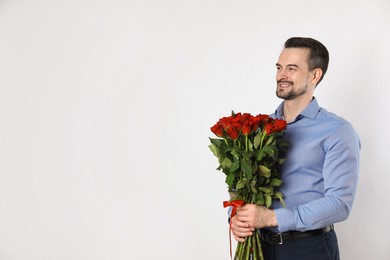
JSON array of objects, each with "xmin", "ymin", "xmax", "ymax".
[
  {"xmin": 232, "ymin": 228, "xmax": 253, "ymax": 241},
  {"xmin": 231, "ymin": 224, "xmax": 253, "ymax": 242},
  {"xmin": 231, "ymin": 217, "xmax": 254, "ymax": 240},
  {"xmin": 236, "ymin": 215, "xmax": 249, "ymax": 223},
  {"xmin": 233, "ymin": 217, "xmax": 250, "ymax": 228},
  {"xmin": 233, "ymin": 233, "xmax": 246, "ymax": 243}
]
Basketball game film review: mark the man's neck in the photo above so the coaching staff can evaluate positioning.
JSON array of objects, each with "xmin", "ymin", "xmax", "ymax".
[{"xmin": 282, "ymin": 96, "xmax": 313, "ymax": 123}]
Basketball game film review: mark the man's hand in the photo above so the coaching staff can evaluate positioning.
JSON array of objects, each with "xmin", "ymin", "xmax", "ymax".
[
  {"xmin": 230, "ymin": 215, "xmax": 255, "ymax": 242},
  {"xmin": 237, "ymin": 204, "xmax": 278, "ymax": 229},
  {"xmin": 231, "ymin": 204, "xmax": 278, "ymax": 242}
]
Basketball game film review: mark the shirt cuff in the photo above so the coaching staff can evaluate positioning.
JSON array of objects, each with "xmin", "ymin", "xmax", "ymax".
[{"xmin": 274, "ymin": 207, "xmax": 296, "ymax": 233}]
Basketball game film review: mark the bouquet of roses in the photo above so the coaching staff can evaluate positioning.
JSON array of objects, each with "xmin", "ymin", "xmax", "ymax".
[{"xmin": 209, "ymin": 111, "xmax": 287, "ymax": 260}]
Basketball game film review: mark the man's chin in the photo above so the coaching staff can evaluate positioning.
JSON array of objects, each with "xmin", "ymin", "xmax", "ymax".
[{"xmin": 276, "ymin": 91, "xmax": 291, "ymax": 100}]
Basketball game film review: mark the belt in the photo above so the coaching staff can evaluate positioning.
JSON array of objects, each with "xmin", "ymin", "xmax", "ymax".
[{"xmin": 259, "ymin": 225, "xmax": 334, "ymax": 245}]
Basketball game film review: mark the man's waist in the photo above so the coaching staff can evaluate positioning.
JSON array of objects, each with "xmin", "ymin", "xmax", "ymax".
[{"xmin": 259, "ymin": 225, "xmax": 334, "ymax": 245}]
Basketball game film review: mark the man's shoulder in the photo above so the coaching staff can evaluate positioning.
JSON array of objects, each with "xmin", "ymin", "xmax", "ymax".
[
  {"xmin": 318, "ymin": 107, "xmax": 351, "ymax": 126},
  {"xmin": 317, "ymin": 107, "xmax": 358, "ymax": 140}
]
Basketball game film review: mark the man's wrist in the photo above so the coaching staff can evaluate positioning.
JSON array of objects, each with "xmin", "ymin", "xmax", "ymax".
[
  {"xmin": 256, "ymin": 206, "xmax": 278, "ymax": 228},
  {"xmin": 266, "ymin": 209, "xmax": 278, "ymax": 227}
]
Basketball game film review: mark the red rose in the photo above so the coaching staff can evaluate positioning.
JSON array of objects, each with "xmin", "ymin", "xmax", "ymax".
[
  {"xmin": 241, "ymin": 113, "xmax": 251, "ymax": 122},
  {"xmin": 211, "ymin": 123, "xmax": 224, "ymax": 137},
  {"xmin": 241, "ymin": 123, "xmax": 252, "ymax": 135},
  {"xmin": 274, "ymin": 119, "xmax": 287, "ymax": 131},
  {"xmin": 257, "ymin": 114, "xmax": 270, "ymax": 124},
  {"xmin": 226, "ymin": 127, "xmax": 240, "ymax": 140},
  {"xmin": 220, "ymin": 117, "xmax": 232, "ymax": 130},
  {"xmin": 249, "ymin": 115, "xmax": 260, "ymax": 130},
  {"xmin": 264, "ymin": 118, "xmax": 286, "ymax": 135},
  {"xmin": 231, "ymin": 114, "xmax": 242, "ymax": 129}
]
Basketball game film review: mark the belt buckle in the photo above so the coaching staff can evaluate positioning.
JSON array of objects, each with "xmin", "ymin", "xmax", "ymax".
[{"xmin": 277, "ymin": 233, "xmax": 283, "ymax": 245}]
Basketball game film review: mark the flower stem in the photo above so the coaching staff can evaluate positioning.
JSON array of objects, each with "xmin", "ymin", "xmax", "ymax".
[
  {"xmin": 224, "ymin": 138, "xmax": 228, "ymax": 146},
  {"xmin": 245, "ymin": 135, "xmax": 248, "ymax": 152},
  {"xmin": 252, "ymin": 235, "xmax": 257, "ymax": 259},
  {"xmin": 256, "ymin": 232, "xmax": 264, "ymax": 260}
]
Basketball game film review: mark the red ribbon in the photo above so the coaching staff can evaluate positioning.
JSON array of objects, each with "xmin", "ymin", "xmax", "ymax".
[{"xmin": 223, "ymin": 199, "xmax": 245, "ymax": 259}]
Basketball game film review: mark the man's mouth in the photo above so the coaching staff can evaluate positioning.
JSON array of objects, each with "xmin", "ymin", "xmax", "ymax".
[{"xmin": 277, "ymin": 81, "xmax": 293, "ymax": 88}]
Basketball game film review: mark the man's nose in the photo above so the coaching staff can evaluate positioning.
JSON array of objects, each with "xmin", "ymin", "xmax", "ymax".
[{"xmin": 276, "ymin": 69, "xmax": 287, "ymax": 81}]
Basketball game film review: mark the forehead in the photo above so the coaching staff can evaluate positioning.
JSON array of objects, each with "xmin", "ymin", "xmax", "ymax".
[{"xmin": 277, "ymin": 48, "xmax": 310, "ymax": 68}]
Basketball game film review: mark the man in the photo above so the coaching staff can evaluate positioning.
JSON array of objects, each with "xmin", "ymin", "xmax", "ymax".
[{"xmin": 230, "ymin": 37, "xmax": 360, "ymax": 259}]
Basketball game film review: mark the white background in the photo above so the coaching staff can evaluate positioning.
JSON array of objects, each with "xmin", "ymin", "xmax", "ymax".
[{"xmin": 0, "ymin": 0, "xmax": 389, "ymax": 259}]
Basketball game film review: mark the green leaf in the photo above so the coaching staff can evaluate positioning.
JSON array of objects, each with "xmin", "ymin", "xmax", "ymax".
[
  {"xmin": 273, "ymin": 191, "xmax": 286, "ymax": 207},
  {"xmin": 278, "ymin": 158, "xmax": 286, "ymax": 165},
  {"xmin": 265, "ymin": 194, "xmax": 272, "ymax": 208},
  {"xmin": 209, "ymin": 137, "xmax": 225, "ymax": 148},
  {"xmin": 253, "ymin": 131, "xmax": 262, "ymax": 149},
  {"xmin": 208, "ymin": 144, "xmax": 219, "ymax": 157},
  {"xmin": 241, "ymin": 151, "xmax": 252, "ymax": 159},
  {"xmin": 256, "ymin": 149, "xmax": 265, "ymax": 161},
  {"xmin": 230, "ymin": 149, "xmax": 240, "ymax": 160},
  {"xmin": 225, "ymin": 173, "xmax": 235, "ymax": 187},
  {"xmin": 265, "ymin": 136, "xmax": 274, "ymax": 146},
  {"xmin": 250, "ymin": 185, "xmax": 257, "ymax": 193},
  {"xmin": 254, "ymin": 192, "xmax": 264, "ymax": 205},
  {"xmin": 221, "ymin": 157, "xmax": 232, "ymax": 169},
  {"xmin": 230, "ymin": 160, "xmax": 240, "ymax": 173},
  {"xmin": 241, "ymin": 159, "xmax": 253, "ymax": 179},
  {"xmin": 250, "ymin": 177, "xmax": 257, "ymax": 186},
  {"xmin": 258, "ymin": 187, "xmax": 271, "ymax": 193},
  {"xmin": 247, "ymin": 139, "xmax": 254, "ymax": 152},
  {"xmin": 258, "ymin": 165, "xmax": 271, "ymax": 178},
  {"xmin": 250, "ymin": 178, "xmax": 258, "ymax": 193},
  {"xmin": 255, "ymin": 145, "xmax": 275, "ymax": 161},
  {"xmin": 236, "ymin": 179, "xmax": 247, "ymax": 190},
  {"xmin": 270, "ymin": 178, "xmax": 283, "ymax": 187},
  {"xmin": 263, "ymin": 146, "xmax": 275, "ymax": 158}
]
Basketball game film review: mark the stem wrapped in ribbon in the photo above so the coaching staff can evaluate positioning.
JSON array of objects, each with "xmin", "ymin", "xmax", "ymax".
[{"xmin": 223, "ymin": 200, "xmax": 245, "ymax": 260}]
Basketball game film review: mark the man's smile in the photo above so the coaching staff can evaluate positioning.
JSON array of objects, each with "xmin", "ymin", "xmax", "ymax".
[{"xmin": 277, "ymin": 81, "xmax": 293, "ymax": 89}]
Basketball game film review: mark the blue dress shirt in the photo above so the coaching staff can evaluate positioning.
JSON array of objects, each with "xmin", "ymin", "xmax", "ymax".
[{"xmin": 271, "ymin": 98, "xmax": 360, "ymax": 233}]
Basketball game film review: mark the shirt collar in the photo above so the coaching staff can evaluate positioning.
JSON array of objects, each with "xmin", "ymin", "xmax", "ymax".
[{"xmin": 274, "ymin": 97, "xmax": 320, "ymax": 121}]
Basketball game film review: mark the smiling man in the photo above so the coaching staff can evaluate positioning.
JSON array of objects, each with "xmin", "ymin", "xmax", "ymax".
[{"xmin": 230, "ymin": 37, "xmax": 360, "ymax": 260}]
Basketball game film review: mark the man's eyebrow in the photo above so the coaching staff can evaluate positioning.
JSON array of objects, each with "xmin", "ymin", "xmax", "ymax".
[{"xmin": 276, "ymin": 63, "xmax": 299, "ymax": 68}]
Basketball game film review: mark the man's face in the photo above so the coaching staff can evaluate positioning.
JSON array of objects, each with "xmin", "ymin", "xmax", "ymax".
[{"xmin": 275, "ymin": 48, "xmax": 314, "ymax": 100}]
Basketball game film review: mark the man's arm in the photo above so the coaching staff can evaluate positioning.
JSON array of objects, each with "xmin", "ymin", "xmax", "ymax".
[{"xmin": 274, "ymin": 122, "xmax": 360, "ymax": 232}]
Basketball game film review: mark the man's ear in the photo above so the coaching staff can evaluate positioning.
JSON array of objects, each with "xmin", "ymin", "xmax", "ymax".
[{"xmin": 311, "ymin": 68, "xmax": 323, "ymax": 87}]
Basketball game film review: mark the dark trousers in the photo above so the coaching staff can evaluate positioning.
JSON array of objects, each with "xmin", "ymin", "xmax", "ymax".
[{"xmin": 261, "ymin": 230, "xmax": 340, "ymax": 260}]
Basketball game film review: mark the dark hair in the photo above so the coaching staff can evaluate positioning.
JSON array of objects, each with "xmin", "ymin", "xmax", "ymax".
[{"xmin": 284, "ymin": 37, "xmax": 329, "ymax": 86}]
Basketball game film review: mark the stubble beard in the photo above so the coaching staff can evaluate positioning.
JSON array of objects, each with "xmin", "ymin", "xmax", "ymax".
[{"xmin": 276, "ymin": 82, "xmax": 308, "ymax": 100}]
